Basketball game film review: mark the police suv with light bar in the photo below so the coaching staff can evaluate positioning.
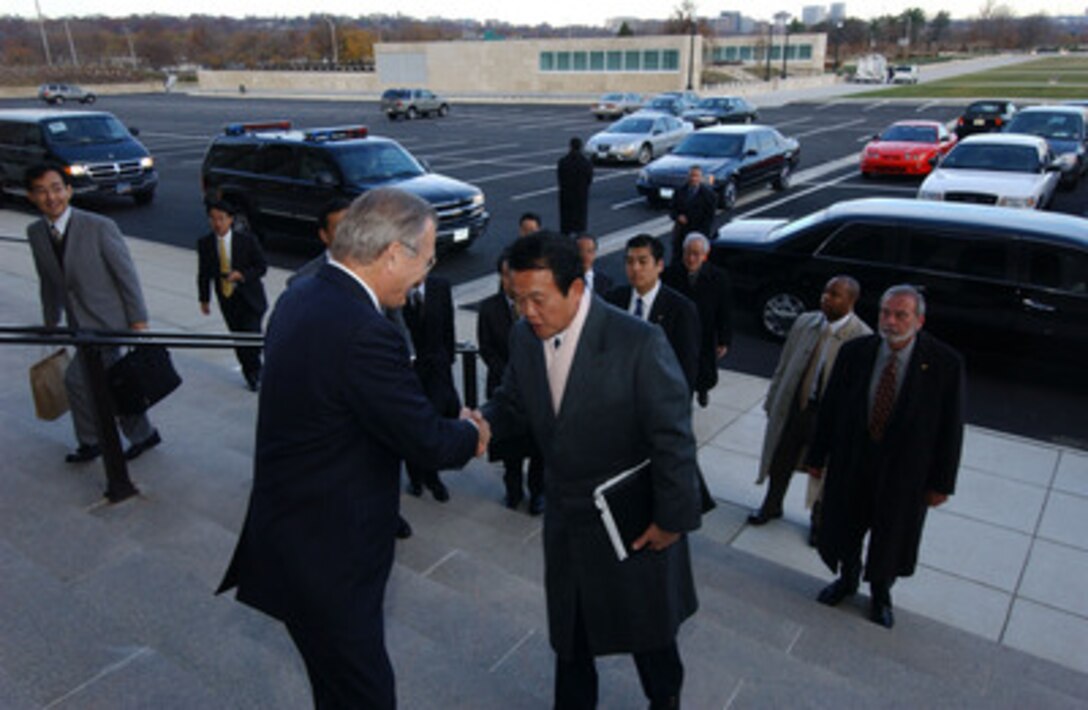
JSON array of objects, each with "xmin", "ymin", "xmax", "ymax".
[{"xmin": 200, "ymin": 121, "xmax": 488, "ymax": 249}]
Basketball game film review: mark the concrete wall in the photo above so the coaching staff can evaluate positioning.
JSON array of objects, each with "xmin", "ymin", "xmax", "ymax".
[
  {"xmin": 0, "ymin": 82, "xmax": 166, "ymax": 100},
  {"xmin": 196, "ymin": 70, "xmax": 382, "ymax": 95}
]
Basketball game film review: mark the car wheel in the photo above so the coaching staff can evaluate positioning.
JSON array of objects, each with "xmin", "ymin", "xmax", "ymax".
[
  {"xmin": 860, "ymin": 170, "xmax": 873, "ymax": 179},
  {"xmin": 438, "ymin": 104, "xmax": 449, "ymax": 117},
  {"xmin": 133, "ymin": 189, "xmax": 155, "ymax": 206},
  {"xmin": 83, "ymin": 95, "xmax": 96, "ymax": 104},
  {"xmin": 406, "ymin": 107, "xmax": 418, "ymax": 120},
  {"xmin": 759, "ymin": 290, "xmax": 806, "ymax": 339},
  {"xmin": 719, "ymin": 179, "xmax": 738, "ymax": 210},
  {"xmin": 772, "ymin": 163, "xmax": 792, "ymax": 191},
  {"xmin": 637, "ymin": 144, "xmax": 653, "ymax": 165}
]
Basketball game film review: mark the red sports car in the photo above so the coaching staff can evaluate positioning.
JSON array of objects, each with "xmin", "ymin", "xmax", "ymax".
[{"xmin": 860, "ymin": 120, "xmax": 957, "ymax": 177}]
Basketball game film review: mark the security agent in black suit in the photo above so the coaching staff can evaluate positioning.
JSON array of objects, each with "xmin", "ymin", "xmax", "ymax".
[
  {"xmin": 669, "ymin": 165, "xmax": 717, "ymax": 264},
  {"xmin": 477, "ymin": 252, "xmax": 545, "ymax": 514},
  {"xmin": 575, "ymin": 233, "xmax": 613, "ymax": 295},
  {"xmin": 662, "ymin": 232, "xmax": 734, "ymax": 408},
  {"xmin": 557, "ymin": 136, "xmax": 593, "ymax": 236},
  {"xmin": 402, "ymin": 274, "xmax": 460, "ymax": 502},
  {"xmin": 197, "ymin": 200, "xmax": 268, "ymax": 391}
]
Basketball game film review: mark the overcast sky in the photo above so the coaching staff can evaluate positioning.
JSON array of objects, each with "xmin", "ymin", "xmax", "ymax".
[{"xmin": 14, "ymin": 0, "xmax": 1086, "ymax": 25}]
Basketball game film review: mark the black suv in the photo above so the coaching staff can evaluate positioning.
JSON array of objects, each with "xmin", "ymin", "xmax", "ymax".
[
  {"xmin": 0, "ymin": 109, "xmax": 157, "ymax": 205},
  {"xmin": 711, "ymin": 198, "xmax": 1087, "ymax": 361},
  {"xmin": 200, "ymin": 121, "xmax": 488, "ymax": 249}
]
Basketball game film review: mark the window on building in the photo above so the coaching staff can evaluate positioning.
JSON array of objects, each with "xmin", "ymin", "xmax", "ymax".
[
  {"xmin": 556, "ymin": 52, "xmax": 571, "ymax": 71},
  {"xmin": 573, "ymin": 52, "xmax": 588, "ymax": 71},
  {"xmin": 643, "ymin": 50, "xmax": 660, "ymax": 71},
  {"xmin": 662, "ymin": 50, "xmax": 679, "ymax": 70},
  {"xmin": 625, "ymin": 50, "xmax": 641, "ymax": 71},
  {"xmin": 539, "ymin": 52, "xmax": 554, "ymax": 71},
  {"xmin": 739, "ymin": 46, "xmax": 753, "ymax": 60},
  {"xmin": 770, "ymin": 45, "xmax": 782, "ymax": 60},
  {"xmin": 799, "ymin": 44, "xmax": 812, "ymax": 60},
  {"xmin": 590, "ymin": 51, "xmax": 605, "ymax": 70},
  {"xmin": 607, "ymin": 51, "xmax": 623, "ymax": 70}
]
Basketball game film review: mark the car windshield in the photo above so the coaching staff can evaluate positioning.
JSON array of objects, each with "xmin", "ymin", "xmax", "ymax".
[
  {"xmin": 696, "ymin": 98, "xmax": 731, "ymax": 109},
  {"xmin": 1008, "ymin": 113, "xmax": 1083, "ymax": 141},
  {"xmin": 600, "ymin": 93, "xmax": 624, "ymax": 102},
  {"xmin": 941, "ymin": 144, "xmax": 1042, "ymax": 173},
  {"xmin": 650, "ymin": 99, "xmax": 674, "ymax": 109},
  {"xmin": 674, "ymin": 133, "xmax": 745, "ymax": 158},
  {"xmin": 879, "ymin": 125, "xmax": 938, "ymax": 143},
  {"xmin": 966, "ymin": 102, "xmax": 1004, "ymax": 115},
  {"xmin": 43, "ymin": 115, "xmax": 128, "ymax": 145},
  {"xmin": 336, "ymin": 143, "xmax": 424, "ymax": 184},
  {"xmin": 610, "ymin": 118, "xmax": 654, "ymax": 134}
]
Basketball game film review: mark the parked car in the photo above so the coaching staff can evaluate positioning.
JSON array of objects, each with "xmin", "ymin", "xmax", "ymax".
[
  {"xmin": 890, "ymin": 64, "xmax": 919, "ymax": 84},
  {"xmin": 1003, "ymin": 105, "xmax": 1088, "ymax": 188},
  {"xmin": 380, "ymin": 88, "xmax": 449, "ymax": 120},
  {"xmin": 710, "ymin": 197, "xmax": 1088, "ymax": 362},
  {"xmin": 0, "ymin": 109, "xmax": 157, "ymax": 205},
  {"xmin": 37, "ymin": 83, "xmax": 96, "ymax": 105},
  {"xmin": 860, "ymin": 120, "xmax": 957, "ymax": 178},
  {"xmin": 681, "ymin": 96, "xmax": 759, "ymax": 128},
  {"xmin": 955, "ymin": 100, "xmax": 1017, "ymax": 138},
  {"xmin": 201, "ymin": 121, "xmax": 487, "ymax": 249},
  {"xmin": 590, "ymin": 92, "xmax": 643, "ymax": 120},
  {"xmin": 636, "ymin": 125, "xmax": 800, "ymax": 209},
  {"xmin": 918, "ymin": 133, "xmax": 1061, "ymax": 210},
  {"xmin": 644, "ymin": 92, "xmax": 700, "ymax": 117},
  {"xmin": 585, "ymin": 113, "xmax": 692, "ymax": 165}
]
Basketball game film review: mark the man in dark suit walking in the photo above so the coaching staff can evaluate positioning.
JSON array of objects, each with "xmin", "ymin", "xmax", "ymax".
[
  {"xmin": 286, "ymin": 198, "xmax": 351, "ymax": 287},
  {"xmin": 197, "ymin": 200, "xmax": 268, "ymax": 391},
  {"xmin": 605, "ymin": 234, "xmax": 699, "ymax": 392},
  {"xmin": 403, "ymin": 274, "xmax": 460, "ymax": 502},
  {"xmin": 669, "ymin": 166, "xmax": 717, "ymax": 264},
  {"xmin": 662, "ymin": 232, "xmax": 734, "ymax": 407},
  {"xmin": 557, "ymin": 137, "xmax": 593, "ymax": 236},
  {"xmin": 575, "ymin": 233, "xmax": 613, "ymax": 295},
  {"xmin": 217, "ymin": 188, "xmax": 487, "ymax": 709},
  {"xmin": 24, "ymin": 163, "xmax": 161, "ymax": 463},
  {"xmin": 805, "ymin": 285, "xmax": 964, "ymax": 629},
  {"xmin": 477, "ymin": 253, "xmax": 544, "ymax": 514},
  {"xmin": 482, "ymin": 233, "xmax": 702, "ymax": 709}
]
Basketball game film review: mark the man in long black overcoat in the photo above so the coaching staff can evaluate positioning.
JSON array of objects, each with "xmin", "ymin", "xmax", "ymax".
[{"xmin": 557, "ymin": 137, "xmax": 593, "ymax": 236}]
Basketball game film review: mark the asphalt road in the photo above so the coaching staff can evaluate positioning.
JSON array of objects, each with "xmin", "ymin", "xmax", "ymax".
[{"xmin": 1, "ymin": 93, "xmax": 1085, "ymax": 447}]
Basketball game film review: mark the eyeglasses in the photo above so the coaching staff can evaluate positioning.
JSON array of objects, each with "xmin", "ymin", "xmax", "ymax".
[{"xmin": 399, "ymin": 241, "xmax": 437, "ymax": 271}]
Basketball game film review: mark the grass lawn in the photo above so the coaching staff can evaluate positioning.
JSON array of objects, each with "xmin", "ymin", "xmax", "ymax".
[{"xmin": 854, "ymin": 56, "xmax": 1088, "ymax": 99}]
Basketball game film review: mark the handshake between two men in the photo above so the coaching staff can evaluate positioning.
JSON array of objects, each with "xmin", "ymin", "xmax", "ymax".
[{"xmin": 459, "ymin": 408, "xmax": 491, "ymax": 458}]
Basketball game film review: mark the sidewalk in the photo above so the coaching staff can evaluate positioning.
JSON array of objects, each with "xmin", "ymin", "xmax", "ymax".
[{"xmin": 1, "ymin": 208, "xmax": 1086, "ymax": 707}]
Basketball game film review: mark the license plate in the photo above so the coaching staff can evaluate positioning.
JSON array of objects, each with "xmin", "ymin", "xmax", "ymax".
[
  {"xmin": 453, "ymin": 227, "xmax": 470, "ymax": 242},
  {"xmin": 116, "ymin": 182, "xmax": 131, "ymax": 194},
  {"xmin": 659, "ymin": 187, "xmax": 675, "ymax": 199},
  {"xmin": 973, "ymin": 119, "xmax": 985, "ymax": 126}
]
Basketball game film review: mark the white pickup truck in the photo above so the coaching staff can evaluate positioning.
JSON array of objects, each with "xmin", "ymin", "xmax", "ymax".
[{"xmin": 891, "ymin": 65, "xmax": 920, "ymax": 84}]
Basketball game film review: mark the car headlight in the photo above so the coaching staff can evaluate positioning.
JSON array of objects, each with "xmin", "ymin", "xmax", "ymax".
[
  {"xmin": 471, "ymin": 192, "xmax": 485, "ymax": 207},
  {"xmin": 998, "ymin": 195, "xmax": 1035, "ymax": 208},
  {"xmin": 65, "ymin": 164, "xmax": 89, "ymax": 177},
  {"xmin": 917, "ymin": 190, "xmax": 942, "ymax": 201},
  {"xmin": 865, "ymin": 149, "xmax": 879, "ymax": 157},
  {"xmin": 139, "ymin": 156, "xmax": 154, "ymax": 169}
]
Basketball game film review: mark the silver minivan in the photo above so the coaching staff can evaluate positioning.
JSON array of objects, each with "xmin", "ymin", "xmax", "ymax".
[{"xmin": 380, "ymin": 88, "xmax": 449, "ymax": 120}]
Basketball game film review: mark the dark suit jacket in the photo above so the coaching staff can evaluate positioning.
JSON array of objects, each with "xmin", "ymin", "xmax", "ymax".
[
  {"xmin": 557, "ymin": 149, "xmax": 593, "ymax": 235},
  {"xmin": 806, "ymin": 332, "xmax": 964, "ymax": 582},
  {"xmin": 587, "ymin": 269, "xmax": 613, "ymax": 296},
  {"xmin": 404, "ymin": 275, "xmax": 460, "ymax": 417},
  {"xmin": 218, "ymin": 264, "xmax": 478, "ymax": 630},
  {"xmin": 286, "ymin": 252, "xmax": 326, "ymax": 288},
  {"xmin": 670, "ymin": 183, "xmax": 717, "ymax": 239},
  {"xmin": 482, "ymin": 296, "xmax": 700, "ymax": 657},
  {"xmin": 662, "ymin": 262, "xmax": 734, "ymax": 392},
  {"xmin": 604, "ymin": 284, "xmax": 699, "ymax": 393},
  {"xmin": 197, "ymin": 229, "xmax": 268, "ymax": 317}
]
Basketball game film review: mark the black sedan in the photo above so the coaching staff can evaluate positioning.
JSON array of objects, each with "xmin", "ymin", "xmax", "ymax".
[
  {"xmin": 955, "ymin": 99, "xmax": 1018, "ymax": 139},
  {"xmin": 681, "ymin": 96, "xmax": 759, "ymax": 128},
  {"xmin": 709, "ymin": 198, "xmax": 1088, "ymax": 363},
  {"xmin": 636, "ymin": 125, "xmax": 799, "ymax": 210}
]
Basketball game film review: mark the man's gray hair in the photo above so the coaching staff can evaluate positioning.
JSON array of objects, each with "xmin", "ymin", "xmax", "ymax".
[
  {"xmin": 682, "ymin": 232, "xmax": 710, "ymax": 252},
  {"xmin": 330, "ymin": 188, "xmax": 436, "ymax": 265},
  {"xmin": 881, "ymin": 284, "xmax": 926, "ymax": 317}
]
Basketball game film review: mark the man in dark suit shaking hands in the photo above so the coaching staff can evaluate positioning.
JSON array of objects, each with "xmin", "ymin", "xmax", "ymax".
[
  {"xmin": 197, "ymin": 200, "xmax": 268, "ymax": 391},
  {"xmin": 482, "ymin": 233, "xmax": 701, "ymax": 709},
  {"xmin": 217, "ymin": 188, "xmax": 488, "ymax": 709}
]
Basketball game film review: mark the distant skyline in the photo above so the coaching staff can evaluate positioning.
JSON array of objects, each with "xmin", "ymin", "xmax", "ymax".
[{"xmin": 10, "ymin": 0, "xmax": 1087, "ymax": 25}]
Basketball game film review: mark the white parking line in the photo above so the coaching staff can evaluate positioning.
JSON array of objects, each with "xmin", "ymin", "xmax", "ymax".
[
  {"xmin": 611, "ymin": 196, "xmax": 647, "ymax": 210},
  {"xmin": 140, "ymin": 130, "xmax": 215, "ymax": 140},
  {"xmin": 916, "ymin": 101, "xmax": 941, "ymax": 113},
  {"xmin": 434, "ymin": 147, "xmax": 560, "ymax": 171},
  {"xmin": 794, "ymin": 118, "xmax": 866, "ymax": 138},
  {"xmin": 862, "ymin": 100, "xmax": 891, "ymax": 112},
  {"xmin": 424, "ymin": 142, "xmax": 522, "ymax": 159},
  {"xmin": 472, "ymin": 165, "xmax": 555, "ymax": 184},
  {"xmin": 737, "ymin": 171, "xmax": 855, "ymax": 218},
  {"xmin": 509, "ymin": 168, "xmax": 639, "ymax": 201}
]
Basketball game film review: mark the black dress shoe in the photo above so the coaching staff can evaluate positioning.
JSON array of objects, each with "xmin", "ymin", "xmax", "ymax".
[
  {"xmin": 245, "ymin": 375, "xmax": 260, "ymax": 392},
  {"xmin": 396, "ymin": 516, "xmax": 413, "ymax": 540},
  {"xmin": 696, "ymin": 390, "xmax": 709, "ymax": 408},
  {"xmin": 808, "ymin": 527, "xmax": 819, "ymax": 548},
  {"xmin": 817, "ymin": 577, "xmax": 858, "ymax": 607},
  {"xmin": 429, "ymin": 481, "xmax": 450, "ymax": 503},
  {"xmin": 124, "ymin": 430, "xmax": 161, "ymax": 461},
  {"xmin": 503, "ymin": 494, "xmax": 523, "ymax": 510},
  {"xmin": 746, "ymin": 509, "xmax": 781, "ymax": 526},
  {"xmin": 870, "ymin": 601, "xmax": 895, "ymax": 628},
  {"xmin": 528, "ymin": 494, "xmax": 545, "ymax": 516},
  {"xmin": 65, "ymin": 444, "xmax": 102, "ymax": 464},
  {"xmin": 406, "ymin": 481, "xmax": 423, "ymax": 497}
]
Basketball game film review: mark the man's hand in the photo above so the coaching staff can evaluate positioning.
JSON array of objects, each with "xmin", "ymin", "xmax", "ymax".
[
  {"xmin": 631, "ymin": 523, "xmax": 680, "ymax": 553},
  {"xmin": 199, "ymin": 302, "xmax": 211, "ymax": 316},
  {"xmin": 926, "ymin": 491, "xmax": 948, "ymax": 507},
  {"xmin": 461, "ymin": 408, "xmax": 491, "ymax": 457},
  {"xmin": 715, "ymin": 344, "xmax": 729, "ymax": 359},
  {"xmin": 131, "ymin": 321, "xmax": 149, "ymax": 331},
  {"xmin": 804, "ymin": 466, "xmax": 823, "ymax": 480},
  {"xmin": 227, "ymin": 269, "xmax": 244, "ymax": 283},
  {"xmin": 676, "ymin": 215, "xmax": 688, "ymax": 225}
]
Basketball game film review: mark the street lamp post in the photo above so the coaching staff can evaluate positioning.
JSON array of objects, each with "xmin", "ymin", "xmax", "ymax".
[
  {"xmin": 774, "ymin": 12, "xmax": 791, "ymax": 80},
  {"xmin": 33, "ymin": 0, "xmax": 52, "ymax": 66},
  {"xmin": 686, "ymin": 17, "xmax": 696, "ymax": 90},
  {"xmin": 765, "ymin": 24, "xmax": 773, "ymax": 82},
  {"xmin": 325, "ymin": 17, "xmax": 338, "ymax": 66},
  {"xmin": 833, "ymin": 21, "xmax": 844, "ymax": 73}
]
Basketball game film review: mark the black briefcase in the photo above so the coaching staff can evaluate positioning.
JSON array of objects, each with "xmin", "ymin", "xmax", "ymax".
[{"xmin": 108, "ymin": 345, "xmax": 182, "ymax": 416}]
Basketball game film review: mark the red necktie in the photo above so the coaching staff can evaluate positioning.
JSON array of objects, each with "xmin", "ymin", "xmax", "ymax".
[{"xmin": 869, "ymin": 355, "xmax": 898, "ymax": 441}]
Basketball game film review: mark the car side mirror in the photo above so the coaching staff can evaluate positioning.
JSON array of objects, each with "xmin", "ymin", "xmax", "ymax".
[
  {"xmin": 128, "ymin": 126, "xmax": 140, "ymax": 136},
  {"xmin": 1046, "ymin": 160, "xmax": 1062, "ymax": 172},
  {"xmin": 315, "ymin": 171, "xmax": 338, "ymax": 187},
  {"xmin": 929, "ymin": 155, "xmax": 939, "ymax": 166},
  {"xmin": 872, "ymin": 134, "xmax": 880, "ymax": 141},
  {"xmin": 746, "ymin": 148, "xmax": 758, "ymax": 157}
]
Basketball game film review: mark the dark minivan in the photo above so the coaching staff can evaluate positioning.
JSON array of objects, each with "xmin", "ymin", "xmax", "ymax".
[
  {"xmin": 711, "ymin": 198, "xmax": 1087, "ymax": 361},
  {"xmin": 0, "ymin": 109, "xmax": 157, "ymax": 205}
]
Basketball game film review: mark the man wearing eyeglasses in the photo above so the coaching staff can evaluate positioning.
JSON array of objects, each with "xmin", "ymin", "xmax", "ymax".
[{"xmin": 218, "ymin": 187, "xmax": 489, "ymax": 709}]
